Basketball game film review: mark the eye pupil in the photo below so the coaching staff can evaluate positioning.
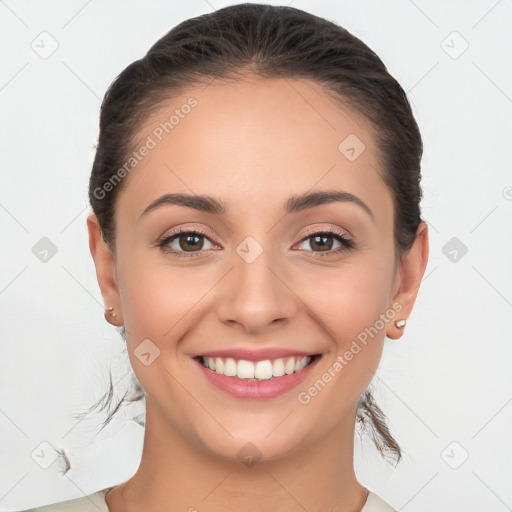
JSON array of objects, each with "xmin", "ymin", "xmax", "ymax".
[
  {"xmin": 180, "ymin": 234, "xmax": 204, "ymax": 251},
  {"xmin": 310, "ymin": 235, "xmax": 333, "ymax": 251},
  {"xmin": 160, "ymin": 229, "xmax": 351, "ymax": 258}
]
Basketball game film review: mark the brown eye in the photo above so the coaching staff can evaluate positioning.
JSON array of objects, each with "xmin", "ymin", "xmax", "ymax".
[
  {"xmin": 158, "ymin": 229, "xmax": 216, "ymax": 257},
  {"xmin": 176, "ymin": 233, "xmax": 205, "ymax": 252},
  {"xmin": 308, "ymin": 234, "xmax": 334, "ymax": 252},
  {"xmin": 296, "ymin": 229, "xmax": 354, "ymax": 258}
]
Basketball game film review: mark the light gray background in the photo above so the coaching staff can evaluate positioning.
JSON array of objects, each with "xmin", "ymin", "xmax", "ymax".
[{"xmin": 1, "ymin": 1, "xmax": 511, "ymax": 510}]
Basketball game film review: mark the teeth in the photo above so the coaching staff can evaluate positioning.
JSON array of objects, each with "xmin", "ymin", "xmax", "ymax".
[
  {"xmin": 295, "ymin": 357, "xmax": 309, "ymax": 372},
  {"xmin": 284, "ymin": 357, "xmax": 295, "ymax": 375},
  {"xmin": 215, "ymin": 357, "xmax": 224, "ymax": 374},
  {"xmin": 237, "ymin": 360, "xmax": 254, "ymax": 379},
  {"xmin": 224, "ymin": 357, "xmax": 237, "ymax": 377},
  {"xmin": 272, "ymin": 358, "xmax": 285, "ymax": 377},
  {"xmin": 201, "ymin": 355, "xmax": 313, "ymax": 381},
  {"xmin": 255, "ymin": 360, "xmax": 273, "ymax": 379}
]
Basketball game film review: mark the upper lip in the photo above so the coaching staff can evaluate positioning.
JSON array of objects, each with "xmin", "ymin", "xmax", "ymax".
[{"xmin": 192, "ymin": 348, "xmax": 319, "ymax": 362}]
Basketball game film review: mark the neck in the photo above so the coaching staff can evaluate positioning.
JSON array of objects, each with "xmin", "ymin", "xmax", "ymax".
[{"xmin": 112, "ymin": 399, "xmax": 367, "ymax": 512}]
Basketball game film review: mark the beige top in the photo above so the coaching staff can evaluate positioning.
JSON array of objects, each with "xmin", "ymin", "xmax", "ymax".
[{"xmin": 23, "ymin": 487, "xmax": 396, "ymax": 511}]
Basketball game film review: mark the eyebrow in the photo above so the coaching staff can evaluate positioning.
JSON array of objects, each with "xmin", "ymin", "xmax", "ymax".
[{"xmin": 139, "ymin": 190, "xmax": 374, "ymax": 220}]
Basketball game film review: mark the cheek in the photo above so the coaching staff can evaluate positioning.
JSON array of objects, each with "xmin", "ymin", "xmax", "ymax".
[
  {"xmin": 291, "ymin": 265, "xmax": 392, "ymax": 424},
  {"xmin": 304, "ymin": 260, "xmax": 393, "ymax": 342},
  {"xmin": 115, "ymin": 254, "xmax": 211, "ymax": 404},
  {"xmin": 115, "ymin": 244, "xmax": 224, "ymax": 361},
  {"xmin": 298, "ymin": 256, "xmax": 394, "ymax": 388},
  {"xmin": 118, "ymin": 260, "xmax": 207, "ymax": 341}
]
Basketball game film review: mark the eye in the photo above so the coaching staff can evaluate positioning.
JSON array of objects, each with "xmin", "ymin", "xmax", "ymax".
[
  {"xmin": 157, "ymin": 228, "xmax": 217, "ymax": 257},
  {"xmin": 157, "ymin": 227, "xmax": 355, "ymax": 259},
  {"xmin": 296, "ymin": 228, "xmax": 354, "ymax": 258}
]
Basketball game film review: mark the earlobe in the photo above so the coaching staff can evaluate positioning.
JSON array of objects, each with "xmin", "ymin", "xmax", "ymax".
[
  {"xmin": 386, "ymin": 221, "xmax": 429, "ymax": 340},
  {"xmin": 87, "ymin": 212, "xmax": 123, "ymax": 325},
  {"xmin": 104, "ymin": 306, "xmax": 122, "ymax": 327}
]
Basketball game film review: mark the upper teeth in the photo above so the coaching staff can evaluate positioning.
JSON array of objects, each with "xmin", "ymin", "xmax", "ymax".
[{"xmin": 201, "ymin": 356, "xmax": 312, "ymax": 380}]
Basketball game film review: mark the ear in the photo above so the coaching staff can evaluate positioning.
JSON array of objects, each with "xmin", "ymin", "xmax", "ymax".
[
  {"xmin": 87, "ymin": 212, "xmax": 123, "ymax": 326},
  {"xmin": 386, "ymin": 221, "xmax": 429, "ymax": 340}
]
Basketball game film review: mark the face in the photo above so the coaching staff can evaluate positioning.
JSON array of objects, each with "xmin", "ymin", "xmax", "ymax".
[{"xmin": 89, "ymin": 76, "xmax": 426, "ymax": 463}]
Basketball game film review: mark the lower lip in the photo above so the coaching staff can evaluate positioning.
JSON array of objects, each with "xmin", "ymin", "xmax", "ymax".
[{"xmin": 194, "ymin": 357, "xmax": 320, "ymax": 399}]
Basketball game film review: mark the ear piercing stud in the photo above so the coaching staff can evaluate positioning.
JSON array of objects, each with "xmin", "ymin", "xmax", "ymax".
[
  {"xmin": 104, "ymin": 306, "xmax": 119, "ymax": 325},
  {"xmin": 106, "ymin": 306, "xmax": 117, "ymax": 318},
  {"xmin": 105, "ymin": 305, "xmax": 406, "ymax": 329}
]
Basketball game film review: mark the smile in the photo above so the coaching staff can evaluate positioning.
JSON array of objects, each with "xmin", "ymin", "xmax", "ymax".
[
  {"xmin": 193, "ymin": 353, "xmax": 322, "ymax": 399},
  {"xmin": 199, "ymin": 355, "xmax": 317, "ymax": 381}
]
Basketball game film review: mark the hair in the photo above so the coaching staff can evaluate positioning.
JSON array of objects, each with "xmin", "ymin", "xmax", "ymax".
[{"xmin": 84, "ymin": 2, "xmax": 425, "ymax": 466}]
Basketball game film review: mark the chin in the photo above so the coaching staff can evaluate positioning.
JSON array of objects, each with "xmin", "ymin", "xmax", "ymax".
[{"xmin": 192, "ymin": 419, "xmax": 312, "ymax": 466}]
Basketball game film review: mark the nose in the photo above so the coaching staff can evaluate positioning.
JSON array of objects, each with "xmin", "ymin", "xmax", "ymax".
[{"xmin": 215, "ymin": 243, "xmax": 299, "ymax": 335}]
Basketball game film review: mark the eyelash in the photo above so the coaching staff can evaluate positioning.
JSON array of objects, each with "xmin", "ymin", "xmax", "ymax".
[{"xmin": 157, "ymin": 227, "xmax": 355, "ymax": 259}]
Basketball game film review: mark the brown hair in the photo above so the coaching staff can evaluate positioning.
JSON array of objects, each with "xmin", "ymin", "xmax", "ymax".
[{"xmin": 84, "ymin": 3, "xmax": 425, "ymax": 466}]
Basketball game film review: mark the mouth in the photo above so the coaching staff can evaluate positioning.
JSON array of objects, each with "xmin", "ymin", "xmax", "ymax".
[{"xmin": 194, "ymin": 354, "xmax": 321, "ymax": 382}]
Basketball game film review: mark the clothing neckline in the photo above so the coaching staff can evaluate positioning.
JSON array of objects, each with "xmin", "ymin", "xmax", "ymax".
[{"xmin": 100, "ymin": 485, "xmax": 394, "ymax": 512}]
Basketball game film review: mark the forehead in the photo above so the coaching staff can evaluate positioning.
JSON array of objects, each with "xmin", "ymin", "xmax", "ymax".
[{"xmin": 116, "ymin": 77, "xmax": 392, "ymax": 222}]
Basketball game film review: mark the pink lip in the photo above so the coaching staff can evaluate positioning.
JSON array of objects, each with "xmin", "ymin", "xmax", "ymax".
[
  {"xmin": 192, "ymin": 347, "xmax": 317, "ymax": 362},
  {"xmin": 193, "ymin": 355, "xmax": 320, "ymax": 400}
]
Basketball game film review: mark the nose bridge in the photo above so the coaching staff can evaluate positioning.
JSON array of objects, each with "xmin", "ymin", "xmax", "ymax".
[{"xmin": 216, "ymin": 233, "xmax": 297, "ymax": 333}]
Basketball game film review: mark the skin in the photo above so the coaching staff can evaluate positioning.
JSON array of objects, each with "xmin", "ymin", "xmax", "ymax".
[{"xmin": 87, "ymin": 76, "xmax": 429, "ymax": 512}]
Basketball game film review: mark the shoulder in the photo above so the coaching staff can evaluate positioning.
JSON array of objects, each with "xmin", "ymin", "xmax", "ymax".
[
  {"xmin": 22, "ymin": 487, "xmax": 393, "ymax": 512},
  {"xmin": 360, "ymin": 491, "xmax": 396, "ymax": 512},
  {"xmin": 21, "ymin": 487, "xmax": 113, "ymax": 512}
]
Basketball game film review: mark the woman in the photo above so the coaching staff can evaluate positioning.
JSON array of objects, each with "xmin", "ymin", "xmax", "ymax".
[{"xmin": 27, "ymin": 3, "xmax": 429, "ymax": 511}]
